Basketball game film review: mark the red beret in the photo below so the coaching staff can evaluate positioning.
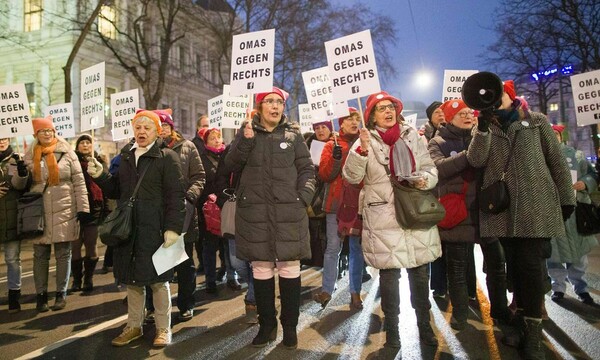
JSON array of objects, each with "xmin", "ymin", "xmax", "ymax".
[
  {"xmin": 503, "ymin": 80, "xmax": 516, "ymax": 100},
  {"xmin": 255, "ymin": 87, "xmax": 289, "ymax": 104},
  {"xmin": 440, "ymin": 99, "xmax": 468, "ymax": 123},
  {"xmin": 363, "ymin": 91, "xmax": 403, "ymax": 125},
  {"xmin": 203, "ymin": 127, "xmax": 221, "ymax": 143},
  {"xmin": 551, "ymin": 124, "xmax": 565, "ymax": 133}
]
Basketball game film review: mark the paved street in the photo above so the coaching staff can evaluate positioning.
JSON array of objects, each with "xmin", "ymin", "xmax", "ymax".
[{"xmin": 1, "ymin": 241, "xmax": 599, "ymax": 360}]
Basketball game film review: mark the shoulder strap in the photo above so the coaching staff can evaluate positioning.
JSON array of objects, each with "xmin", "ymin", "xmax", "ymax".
[
  {"xmin": 131, "ymin": 162, "xmax": 151, "ymax": 200},
  {"xmin": 500, "ymin": 130, "xmax": 519, "ymax": 180}
]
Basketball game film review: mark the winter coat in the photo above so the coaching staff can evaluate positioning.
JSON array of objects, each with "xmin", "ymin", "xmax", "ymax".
[
  {"xmin": 95, "ymin": 141, "xmax": 185, "ymax": 286},
  {"xmin": 428, "ymin": 124, "xmax": 484, "ymax": 244},
  {"xmin": 342, "ymin": 124, "xmax": 442, "ymax": 270},
  {"xmin": 76, "ymin": 151, "xmax": 109, "ymax": 226},
  {"xmin": 467, "ymin": 111, "xmax": 576, "ymax": 238},
  {"xmin": 225, "ymin": 114, "xmax": 316, "ymax": 262},
  {"xmin": 0, "ymin": 150, "xmax": 29, "ymax": 243},
  {"xmin": 318, "ymin": 131, "xmax": 358, "ymax": 214},
  {"xmin": 422, "ymin": 121, "xmax": 438, "ymax": 142},
  {"xmin": 167, "ymin": 135, "xmax": 205, "ymax": 243},
  {"xmin": 550, "ymin": 144, "xmax": 598, "ymax": 263},
  {"xmin": 24, "ymin": 137, "xmax": 89, "ymax": 245}
]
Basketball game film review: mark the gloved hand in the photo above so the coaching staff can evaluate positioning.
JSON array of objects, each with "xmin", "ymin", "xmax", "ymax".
[
  {"xmin": 77, "ymin": 211, "xmax": 93, "ymax": 224},
  {"xmin": 332, "ymin": 145, "xmax": 343, "ymax": 160},
  {"xmin": 163, "ymin": 230, "xmax": 179, "ymax": 248},
  {"xmin": 87, "ymin": 157, "xmax": 103, "ymax": 178},
  {"xmin": 477, "ymin": 110, "xmax": 492, "ymax": 132},
  {"xmin": 561, "ymin": 205, "xmax": 575, "ymax": 221},
  {"xmin": 11, "ymin": 153, "xmax": 28, "ymax": 177}
]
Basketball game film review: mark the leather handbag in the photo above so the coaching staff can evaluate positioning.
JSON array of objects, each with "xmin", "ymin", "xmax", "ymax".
[
  {"xmin": 202, "ymin": 194, "xmax": 222, "ymax": 236},
  {"xmin": 337, "ymin": 179, "xmax": 363, "ymax": 237},
  {"xmin": 17, "ymin": 191, "xmax": 46, "ymax": 239},
  {"xmin": 99, "ymin": 164, "xmax": 149, "ymax": 247},
  {"xmin": 438, "ymin": 180, "xmax": 468, "ymax": 229},
  {"xmin": 385, "ymin": 165, "xmax": 446, "ymax": 229},
  {"xmin": 575, "ymin": 201, "xmax": 600, "ymax": 235},
  {"xmin": 479, "ymin": 131, "xmax": 518, "ymax": 214},
  {"xmin": 220, "ymin": 188, "xmax": 236, "ymax": 238}
]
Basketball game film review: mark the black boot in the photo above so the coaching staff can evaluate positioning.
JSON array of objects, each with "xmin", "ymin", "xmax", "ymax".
[
  {"xmin": 82, "ymin": 257, "xmax": 99, "ymax": 292},
  {"xmin": 52, "ymin": 292, "xmax": 67, "ymax": 311},
  {"xmin": 379, "ymin": 269, "xmax": 401, "ymax": 348},
  {"xmin": 252, "ymin": 277, "xmax": 277, "ymax": 347},
  {"xmin": 36, "ymin": 292, "xmax": 49, "ymax": 313},
  {"xmin": 8, "ymin": 289, "xmax": 21, "ymax": 314},
  {"xmin": 70, "ymin": 258, "xmax": 83, "ymax": 293},
  {"xmin": 408, "ymin": 265, "xmax": 438, "ymax": 346},
  {"xmin": 522, "ymin": 318, "xmax": 544, "ymax": 360},
  {"xmin": 279, "ymin": 276, "xmax": 301, "ymax": 349}
]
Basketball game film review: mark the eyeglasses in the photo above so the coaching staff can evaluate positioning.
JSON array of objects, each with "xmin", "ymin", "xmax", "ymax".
[
  {"xmin": 262, "ymin": 99, "xmax": 285, "ymax": 106},
  {"xmin": 37, "ymin": 129, "xmax": 54, "ymax": 135},
  {"xmin": 456, "ymin": 111, "xmax": 475, "ymax": 118},
  {"xmin": 375, "ymin": 103, "xmax": 396, "ymax": 113}
]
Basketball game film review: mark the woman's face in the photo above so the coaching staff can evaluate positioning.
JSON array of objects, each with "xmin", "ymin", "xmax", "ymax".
[
  {"xmin": 206, "ymin": 131, "xmax": 223, "ymax": 148},
  {"xmin": 498, "ymin": 92, "xmax": 513, "ymax": 110},
  {"xmin": 373, "ymin": 100, "xmax": 397, "ymax": 129},
  {"xmin": 451, "ymin": 108, "xmax": 475, "ymax": 130},
  {"xmin": 160, "ymin": 123, "xmax": 172, "ymax": 139},
  {"xmin": 77, "ymin": 139, "xmax": 93, "ymax": 156},
  {"xmin": 314, "ymin": 124, "xmax": 331, "ymax": 141},
  {"xmin": 0, "ymin": 138, "xmax": 9, "ymax": 152},
  {"xmin": 36, "ymin": 128, "xmax": 55, "ymax": 146},
  {"xmin": 133, "ymin": 118, "xmax": 158, "ymax": 148},
  {"xmin": 340, "ymin": 114, "xmax": 360, "ymax": 135},
  {"xmin": 259, "ymin": 94, "xmax": 285, "ymax": 128}
]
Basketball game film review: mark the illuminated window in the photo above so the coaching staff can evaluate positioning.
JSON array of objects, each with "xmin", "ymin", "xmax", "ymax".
[
  {"xmin": 24, "ymin": 0, "xmax": 43, "ymax": 32},
  {"xmin": 549, "ymin": 103, "xmax": 559, "ymax": 112},
  {"xmin": 98, "ymin": 5, "xmax": 116, "ymax": 39},
  {"xmin": 25, "ymin": 82, "xmax": 36, "ymax": 115}
]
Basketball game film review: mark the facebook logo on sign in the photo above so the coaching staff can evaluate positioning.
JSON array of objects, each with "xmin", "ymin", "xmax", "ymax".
[
  {"xmin": 10, "ymin": 127, "xmax": 17, "ymax": 134},
  {"xmin": 351, "ymin": 86, "xmax": 359, "ymax": 94},
  {"xmin": 247, "ymin": 82, "xmax": 254, "ymax": 90},
  {"xmin": 594, "ymin": 113, "xmax": 600, "ymax": 120}
]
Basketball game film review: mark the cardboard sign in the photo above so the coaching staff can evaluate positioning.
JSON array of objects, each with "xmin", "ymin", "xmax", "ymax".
[
  {"xmin": 325, "ymin": 30, "xmax": 380, "ymax": 101},
  {"xmin": 442, "ymin": 69, "xmax": 478, "ymax": 102},
  {"xmin": 110, "ymin": 89, "xmax": 139, "ymax": 141},
  {"xmin": 403, "ymin": 113, "xmax": 418, "ymax": 130},
  {"xmin": 80, "ymin": 62, "xmax": 105, "ymax": 131},
  {"xmin": 0, "ymin": 83, "xmax": 33, "ymax": 138},
  {"xmin": 222, "ymin": 84, "xmax": 250, "ymax": 129},
  {"xmin": 229, "ymin": 29, "xmax": 275, "ymax": 96},
  {"xmin": 208, "ymin": 95, "xmax": 223, "ymax": 129},
  {"xmin": 298, "ymin": 104, "xmax": 315, "ymax": 134},
  {"xmin": 570, "ymin": 69, "xmax": 600, "ymax": 126},
  {"xmin": 302, "ymin": 66, "xmax": 350, "ymax": 121},
  {"xmin": 44, "ymin": 103, "xmax": 75, "ymax": 138}
]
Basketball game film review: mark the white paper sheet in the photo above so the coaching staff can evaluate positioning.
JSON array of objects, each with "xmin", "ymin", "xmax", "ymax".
[
  {"xmin": 571, "ymin": 170, "xmax": 578, "ymax": 197},
  {"xmin": 152, "ymin": 233, "xmax": 189, "ymax": 276},
  {"xmin": 310, "ymin": 140, "xmax": 326, "ymax": 166}
]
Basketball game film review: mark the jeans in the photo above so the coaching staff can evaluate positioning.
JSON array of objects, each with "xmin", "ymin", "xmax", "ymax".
[
  {"xmin": 547, "ymin": 255, "xmax": 589, "ymax": 294},
  {"xmin": 229, "ymin": 238, "xmax": 255, "ymax": 304},
  {"xmin": 3, "ymin": 241, "xmax": 22, "ymax": 290},
  {"xmin": 348, "ymin": 235, "xmax": 364, "ymax": 294},
  {"xmin": 322, "ymin": 213, "xmax": 342, "ymax": 294},
  {"xmin": 33, "ymin": 242, "xmax": 72, "ymax": 295},
  {"xmin": 175, "ymin": 242, "xmax": 196, "ymax": 312}
]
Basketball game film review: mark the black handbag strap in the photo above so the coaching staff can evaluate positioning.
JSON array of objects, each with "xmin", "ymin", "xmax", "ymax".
[
  {"xmin": 130, "ymin": 163, "xmax": 150, "ymax": 201},
  {"xmin": 499, "ymin": 130, "xmax": 519, "ymax": 180}
]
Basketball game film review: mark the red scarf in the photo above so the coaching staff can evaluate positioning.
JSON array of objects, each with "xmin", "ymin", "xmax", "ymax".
[{"xmin": 377, "ymin": 123, "xmax": 415, "ymax": 177}]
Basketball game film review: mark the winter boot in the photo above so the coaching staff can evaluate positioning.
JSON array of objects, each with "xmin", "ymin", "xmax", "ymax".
[
  {"xmin": 70, "ymin": 258, "xmax": 83, "ymax": 293},
  {"xmin": 8, "ymin": 289, "xmax": 21, "ymax": 313},
  {"xmin": 408, "ymin": 265, "xmax": 438, "ymax": 346},
  {"xmin": 36, "ymin": 291, "xmax": 49, "ymax": 313},
  {"xmin": 252, "ymin": 277, "xmax": 278, "ymax": 347},
  {"xmin": 82, "ymin": 257, "xmax": 99, "ymax": 292},
  {"xmin": 522, "ymin": 317, "xmax": 545, "ymax": 360},
  {"xmin": 52, "ymin": 291, "xmax": 67, "ymax": 311},
  {"xmin": 279, "ymin": 276, "xmax": 301, "ymax": 349},
  {"xmin": 379, "ymin": 269, "xmax": 401, "ymax": 348}
]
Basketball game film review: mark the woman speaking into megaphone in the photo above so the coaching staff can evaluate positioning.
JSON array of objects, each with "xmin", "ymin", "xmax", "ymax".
[{"xmin": 465, "ymin": 75, "xmax": 575, "ymax": 358}]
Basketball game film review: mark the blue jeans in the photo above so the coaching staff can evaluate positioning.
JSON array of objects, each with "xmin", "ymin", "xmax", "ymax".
[
  {"xmin": 547, "ymin": 255, "xmax": 589, "ymax": 294},
  {"xmin": 3, "ymin": 241, "xmax": 22, "ymax": 290},
  {"xmin": 348, "ymin": 235, "xmax": 364, "ymax": 294},
  {"xmin": 229, "ymin": 238, "xmax": 254, "ymax": 304},
  {"xmin": 322, "ymin": 213, "xmax": 342, "ymax": 294}
]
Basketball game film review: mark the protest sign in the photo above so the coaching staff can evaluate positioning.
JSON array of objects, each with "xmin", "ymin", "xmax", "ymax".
[
  {"xmin": 80, "ymin": 62, "xmax": 105, "ymax": 131},
  {"xmin": 442, "ymin": 69, "xmax": 478, "ymax": 102},
  {"xmin": 403, "ymin": 113, "xmax": 418, "ymax": 130},
  {"xmin": 298, "ymin": 104, "xmax": 314, "ymax": 134},
  {"xmin": 229, "ymin": 29, "xmax": 275, "ymax": 96},
  {"xmin": 302, "ymin": 66, "xmax": 349, "ymax": 121},
  {"xmin": 44, "ymin": 103, "xmax": 75, "ymax": 138},
  {"xmin": 0, "ymin": 83, "xmax": 33, "ymax": 138},
  {"xmin": 110, "ymin": 89, "xmax": 138, "ymax": 141},
  {"xmin": 208, "ymin": 95, "xmax": 223, "ymax": 129},
  {"xmin": 222, "ymin": 84, "xmax": 250, "ymax": 129},
  {"xmin": 570, "ymin": 69, "xmax": 600, "ymax": 126}
]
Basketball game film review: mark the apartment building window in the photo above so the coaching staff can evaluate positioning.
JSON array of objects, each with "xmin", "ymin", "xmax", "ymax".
[
  {"xmin": 180, "ymin": 46, "xmax": 187, "ymax": 71},
  {"xmin": 25, "ymin": 82, "xmax": 36, "ymax": 116},
  {"xmin": 105, "ymin": 87, "xmax": 117, "ymax": 119},
  {"xmin": 549, "ymin": 103, "xmax": 559, "ymax": 112},
  {"xmin": 180, "ymin": 109, "xmax": 189, "ymax": 134},
  {"xmin": 24, "ymin": 0, "xmax": 43, "ymax": 32},
  {"xmin": 99, "ymin": 5, "xmax": 117, "ymax": 39}
]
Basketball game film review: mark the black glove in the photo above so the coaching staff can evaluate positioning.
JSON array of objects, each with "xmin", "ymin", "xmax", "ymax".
[
  {"xmin": 332, "ymin": 145, "xmax": 343, "ymax": 161},
  {"xmin": 561, "ymin": 205, "xmax": 575, "ymax": 221},
  {"xmin": 16, "ymin": 160, "xmax": 28, "ymax": 177},
  {"xmin": 77, "ymin": 212, "xmax": 94, "ymax": 224},
  {"xmin": 477, "ymin": 110, "xmax": 492, "ymax": 132}
]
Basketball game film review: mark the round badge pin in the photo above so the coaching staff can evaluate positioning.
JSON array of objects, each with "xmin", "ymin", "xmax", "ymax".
[
  {"xmin": 450, "ymin": 151, "xmax": 458, "ymax": 157},
  {"xmin": 521, "ymin": 121, "xmax": 529, "ymax": 126},
  {"xmin": 280, "ymin": 142, "xmax": 288, "ymax": 149}
]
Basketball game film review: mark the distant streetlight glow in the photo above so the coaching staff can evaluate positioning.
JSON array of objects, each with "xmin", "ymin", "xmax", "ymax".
[{"xmin": 414, "ymin": 71, "xmax": 433, "ymax": 89}]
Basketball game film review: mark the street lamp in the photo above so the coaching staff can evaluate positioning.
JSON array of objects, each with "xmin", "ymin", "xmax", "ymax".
[{"xmin": 414, "ymin": 70, "xmax": 433, "ymax": 90}]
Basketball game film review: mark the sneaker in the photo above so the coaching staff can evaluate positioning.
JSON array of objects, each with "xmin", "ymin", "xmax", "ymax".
[
  {"xmin": 551, "ymin": 291, "xmax": 564, "ymax": 302},
  {"xmin": 578, "ymin": 292, "xmax": 595, "ymax": 305},
  {"xmin": 111, "ymin": 326, "xmax": 143, "ymax": 346},
  {"xmin": 179, "ymin": 309, "xmax": 193, "ymax": 321},
  {"xmin": 432, "ymin": 290, "xmax": 446, "ymax": 299},
  {"xmin": 145, "ymin": 310, "xmax": 155, "ymax": 323},
  {"xmin": 313, "ymin": 291, "xmax": 332, "ymax": 308},
  {"xmin": 153, "ymin": 328, "xmax": 172, "ymax": 347}
]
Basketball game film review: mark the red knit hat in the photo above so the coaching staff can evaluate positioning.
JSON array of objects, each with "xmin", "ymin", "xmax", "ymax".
[
  {"xmin": 197, "ymin": 127, "xmax": 209, "ymax": 141},
  {"xmin": 440, "ymin": 99, "xmax": 468, "ymax": 123},
  {"xmin": 132, "ymin": 109, "xmax": 161, "ymax": 133},
  {"xmin": 551, "ymin": 124, "xmax": 565, "ymax": 133},
  {"xmin": 338, "ymin": 107, "xmax": 358, "ymax": 127},
  {"xmin": 153, "ymin": 108, "xmax": 174, "ymax": 129},
  {"xmin": 503, "ymin": 80, "xmax": 516, "ymax": 100},
  {"xmin": 203, "ymin": 127, "xmax": 221, "ymax": 143},
  {"xmin": 363, "ymin": 91, "xmax": 403, "ymax": 125},
  {"xmin": 32, "ymin": 115, "xmax": 55, "ymax": 134},
  {"xmin": 255, "ymin": 86, "xmax": 289, "ymax": 104}
]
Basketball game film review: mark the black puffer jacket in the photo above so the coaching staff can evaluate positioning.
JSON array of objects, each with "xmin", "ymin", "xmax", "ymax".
[
  {"xmin": 95, "ymin": 141, "xmax": 185, "ymax": 286},
  {"xmin": 0, "ymin": 148, "xmax": 29, "ymax": 243},
  {"xmin": 225, "ymin": 114, "xmax": 316, "ymax": 261}
]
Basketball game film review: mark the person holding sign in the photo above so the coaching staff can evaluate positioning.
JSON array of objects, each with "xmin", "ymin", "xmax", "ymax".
[
  {"xmin": 225, "ymin": 87, "xmax": 315, "ymax": 350},
  {"xmin": 342, "ymin": 91, "xmax": 440, "ymax": 348},
  {"xmin": 0, "ymin": 138, "xmax": 30, "ymax": 313},
  {"xmin": 24, "ymin": 116, "xmax": 90, "ymax": 312},
  {"xmin": 87, "ymin": 110, "xmax": 185, "ymax": 347}
]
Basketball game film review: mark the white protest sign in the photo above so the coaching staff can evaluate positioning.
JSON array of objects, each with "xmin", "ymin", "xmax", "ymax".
[
  {"xmin": 80, "ymin": 62, "xmax": 105, "ymax": 131},
  {"xmin": 229, "ymin": 29, "xmax": 275, "ymax": 96},
  {"xmin": 403, "ymin": 113, "xmax": 418, "ymax": 130},
  {"xmin": 44, "ymin": 103, "xmax": 75, "ymax": 138},
  {"xmin": 325, "ymin": 30, "xmax": 380, "ymax": 101},
  {"xmin": 222, "ymin": 84, "xmax": 250, "ymax": 129},
  {"xmin": 302, "ymin": 67, "xmax": 350, "ymax": 121},
  {"xmin": 208, "ymin": 95, "xmax": 223, "ymax": 129},
  {"xmin": 570, "ymin": 69, "xmax": 600, "ymax": 126},
  {"xmin": 442, "ymin": 69, "xmax": 478, "ymax": 102},
  {"xmin": 0, "ymin": 84, "xmax": 33, "ymax": 138},
  {"xmin": 110, "ymin": 89, "xmax": 139, "ymax": 141},
  {"xmin": 298, "ymin": 104, "xmax": 315, "ymax": 134}
]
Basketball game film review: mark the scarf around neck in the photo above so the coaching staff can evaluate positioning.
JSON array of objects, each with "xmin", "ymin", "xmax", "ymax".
[
  {"xmin": 33, "ymin": 138, "xmax": 60, "ymax": 186},
  {"xmin": 377, "ymin": 123, "xmax": 415, "ymax": 180},
  {"xmin": 0, "ymin": 146, "xmax": 13, "ymax": 162},
  {"xmin": 206, "ymin": 144, "xmax": 226, "ymax": 154}
]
